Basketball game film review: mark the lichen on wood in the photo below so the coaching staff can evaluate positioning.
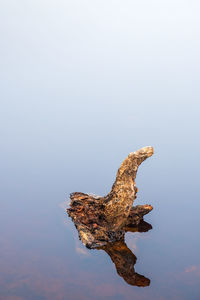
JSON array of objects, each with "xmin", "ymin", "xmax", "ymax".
[{"xmin": 67, "ymin": 146, "xmax": 154, "ymax": 248}]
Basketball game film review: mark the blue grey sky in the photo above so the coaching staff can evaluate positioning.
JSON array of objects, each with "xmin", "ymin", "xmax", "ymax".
[{"xmin": 0, "ymin": 0, "xmax": 200, "ymax": 190}]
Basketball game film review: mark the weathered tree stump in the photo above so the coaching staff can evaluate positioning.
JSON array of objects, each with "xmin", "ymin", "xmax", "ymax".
[{"xmin": 67, "ymin": 146, "xmax": 154, "ymax": 248}]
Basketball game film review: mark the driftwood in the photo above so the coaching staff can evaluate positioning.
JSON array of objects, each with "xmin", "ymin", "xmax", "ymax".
[{"xmin": 67, "ymin": 146, "xmax": 154, "ymax": 248}]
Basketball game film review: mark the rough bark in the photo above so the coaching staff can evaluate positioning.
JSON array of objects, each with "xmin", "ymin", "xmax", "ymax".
[{"xmin": 67, "ymin": 146, "xmax": 154, "ymax": 248}]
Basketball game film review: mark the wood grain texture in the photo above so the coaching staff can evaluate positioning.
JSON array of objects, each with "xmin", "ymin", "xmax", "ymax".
[{"xmin": 67, "ymin": 146, "xmax": 154, "ymax": 248}]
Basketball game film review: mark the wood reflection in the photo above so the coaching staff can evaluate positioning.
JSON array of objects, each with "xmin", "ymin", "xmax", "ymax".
[{"xmin": 97, "ymin": 220, "xmax": 152, "ymax": 287}]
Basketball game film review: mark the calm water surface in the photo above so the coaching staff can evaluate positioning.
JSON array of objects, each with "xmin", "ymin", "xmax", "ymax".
[{"xmin": 1, "ymin": 1, "xmax": 200, "ymax": 299}]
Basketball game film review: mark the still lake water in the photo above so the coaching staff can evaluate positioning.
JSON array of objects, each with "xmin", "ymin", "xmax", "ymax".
[{"xmin": 1, "ymin": 1, "xmax": 200, "ymax": 299}]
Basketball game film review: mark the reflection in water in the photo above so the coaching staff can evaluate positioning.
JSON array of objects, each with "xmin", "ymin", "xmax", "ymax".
[
  {"xmin": 97, "ymin": 221, "xmax": 152, "ymax": 287},
  {"xmin": 71, "ymin": 219, "xmax": 152, "ymax": 288}
]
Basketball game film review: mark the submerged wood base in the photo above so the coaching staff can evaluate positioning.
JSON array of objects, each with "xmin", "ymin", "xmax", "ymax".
[{"xmin": 67, "ymin": 192, "xmax": 153, "ymax": 248}]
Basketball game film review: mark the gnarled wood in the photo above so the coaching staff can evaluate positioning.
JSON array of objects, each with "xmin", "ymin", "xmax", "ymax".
[
  {"xmin": 67, "ymin": 146, "xmax": 154, "ymax": 248},
  {"xmin": 103, "ymin": 146, "xmax": 154, "ymax": 229}
]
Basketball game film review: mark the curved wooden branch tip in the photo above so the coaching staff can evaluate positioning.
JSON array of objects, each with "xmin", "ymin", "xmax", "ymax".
[
  {"xmin": 67, "ymin": 146, "xmax": 154, "ymax": 248},
  {"xmin": 103, "ymin": 146, "xmax": 154, "ymax": 229}
]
